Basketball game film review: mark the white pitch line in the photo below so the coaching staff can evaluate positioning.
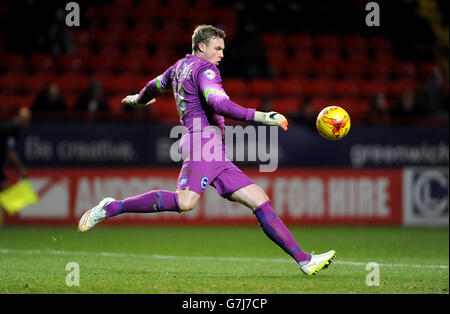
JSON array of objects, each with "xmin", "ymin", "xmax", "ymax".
[{"xmin": 0, "ymin": 248, "xmax": 448, "ymax": 270}]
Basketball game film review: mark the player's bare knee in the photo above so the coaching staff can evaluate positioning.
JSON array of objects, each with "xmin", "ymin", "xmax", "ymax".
[
  {"xmin": 256, "ymin": 195, "xmax": 270, "ymax": 208},
  {"xmin": 178, "ymin": 199, "xmax": 197, "ymax": 212},
  {"xmin": 177, "ymin": 190, "xmax": 200, "ymax": 212}
]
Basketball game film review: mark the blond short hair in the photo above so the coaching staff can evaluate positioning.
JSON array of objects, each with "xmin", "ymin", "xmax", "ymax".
[{"xmin": 192, "ymin": 25, "xmax": 226, "ymax": 53}]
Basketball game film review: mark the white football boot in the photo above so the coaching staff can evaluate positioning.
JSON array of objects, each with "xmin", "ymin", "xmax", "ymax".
[
  {"xmin": 78, "ymin": 197, "xmax": 115, "ymax": 232},
  {"xmin": 300, "ymin": 250, "xmax": 336, "ymax": 275}
]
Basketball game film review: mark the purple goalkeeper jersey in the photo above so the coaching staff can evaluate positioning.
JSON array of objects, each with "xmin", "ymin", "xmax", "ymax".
[{"xmin": 138, "ymin": 54, "xmax": 255, "ymax": 133}]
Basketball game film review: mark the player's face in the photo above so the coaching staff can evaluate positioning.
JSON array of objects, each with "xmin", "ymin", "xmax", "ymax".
[{"xmin": 201, "ymin": 37, "xmax": 224, "ymax": 66}]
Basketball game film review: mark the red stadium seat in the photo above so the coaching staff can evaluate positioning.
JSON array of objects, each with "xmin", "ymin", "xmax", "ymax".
[
  {"xmin": 19, "ymin": 73, "xmax": 57, "ymax": 94},
  {"xmin": 303, "ymin": 79, "xmax": 332, "ymax": 98},
  {"xmin": 285, "ymin": 52, "xmax": 314, "ymax": 77},
  {"xmin": 360, "ymin": 79, "xmax": 387, "ymax": 97},
  {"xmin": 29, "ymin": 53, "xmax": 55, "ymax": 72},
  {"xmin": 346, "ymin": 50, "xmax": 370, "ymax": 64},
  {"xmin": 65, "ymin": 93, "xmax": 78, "ymax": 111},
  {"xmin": 0, "ymin": 72, "xmax": 24, "ymax": 92},
  {"xmin": 125, "ymin": 47, "xmax": 149, "ymax": 59},
  {"xmin": 73, "ymin": 45, "xmax": 92, "ymax": 58},
  {"xmin": 223, "ymin": 79, "xmax": 249, "ymax": 98},
  {"xmin": 249, "ymin": 79, "xmax": 275, "ymax": 97},
  {"xmin": 98, "ymin": 5, "xmax": 128, "ymax": 20},
  {"xmin": 267, "ymin": 48, "xmax": 288, "ymax": 75},
  {"xmin": 311, "ymin": 97, "xmax": 336, "ymax": 112},
  {"xmin": 385, "ymin": 79, "xmax": 418, "ymax": 97},
  {"xmin": 262, "ymin": 33, "xmax": 285, "ymax": 48},
  {"xmin": 330, "ymin": 79, "xmax": 360, "ymax": 98},
  {"xmin": 156, "ymin": 5, "xmax": 185, "ymax": 20},
  {"xmin": 292, "ymin": 50, "xmax": 314, "ymax": 63},
  {"xmin": 55, "ymin": 73, "xmax": 88, "ymax": 94},
  {"xmin": 132, "ymin": 74, "xmax": 151, "ymax": 91},
  {"xmin": 141, "ymin": 56, "xmax": 173, "ymax": 75},
  {"xmin": 274, "ymin": 78, "xmax": 306, "ymax": 97},
  {"xmin": 364, "ymin": 61, "xmax": 391, "ymax": 79},
  {"xmin": 391, "ymin": 61, "xmax": 417, "ymax": 80},
  {"xmin": 311, "ymin": 60, "xmax": 337, "ymax": 78},
  {"xmin": 11, "ymin": 94, "xmax": 34, "ymax": 109},
  {"xmin": 373, "ymin": 50, "xmax": 394, "ymax": 65},
  {"xmin": 336, "ymin": 61, "xmax": 365, "ymax": 79},
  {"xmin": 341, "ymin": 35, "xmax": 369, "ymax": 53},
  {"xmin": 121, "ymin": 75, "xmax": 142, "ymax": 95},
  {"xmin": 195, "ymin": 0, "xmax": 213, "ymax": 9},
  {"xmin": 210, "ymin": 8, "xmax": 237, "ymax": 24},
  {"xmin": 135, "ymin": 0, "xmax": 162, "ymax": 11},
  {"xmin": 0, "ymin": 53, "xmax": 26, "ymax": 72},
  {"xmin": 175, "ymin": 28, "xmax": 195, "ymax": 44},
  {"xmin": 111, "ymin": 0, "xmax": 136, "ymax": 9},
  {"xmin": 100, "ymin": 74, "xmax": 137, "ymax": 96},
  {"xmin": 147, "ymin": 30, "xmax": 177, "ymax": 46},
  {"xmin": 114, "ymin": 56, "xmax": 143, "ymax": 74},
  {"xmin": 418, "ymin": 61, "xmax": 444, "ymax": 79},
  {"xmin": 57, "ymin": 54, "xmax": 85, "ymax": 73},
  {"xmin": 128, "ymin": 6, "xmax": 155, "ymax": 20},
  {"xmin": 92, "ymin": 29, "xmax": 122, "ymax": 47},
  {"xmin": 319, "ymin": 51, "xmax": 341, "ymax": 63},
  {"xmin": 277, "ymin": 58, "xmax": 312, "ymax": 77},
  {"xmin": 72, "ymin": 30, "xmax": 91, "ymax": 46},
  {"xmin": 273, "ymin": 97, "xmax": 300, "ymax": 114},
  {"xmin": 153, "ymin": 96, "xmax": 180, "ymax": 124},
  {"xmin": 160, "ymin": 20, "xmax": 184, "ymax": 35},
  {"xmin": 132, "ymin": 21, "xmax": 155, "ymax": 34},
  {"xmin": 286, "ymin": 34, "xmax": 313, "ymax": 50},
  {"xmin": 85, "ymin": 22, "xmax": 103, "ymax": 36},
  {"xmin": 352, "ymin": 99, "xmax": 370, "ymax": 120},
  {"xmin": 184, "ymin": 6, "xmax": 209, "ymax": 21},
  {"xmin": 96, "ymin": 45, "xmax": 121, "ymax": 60},
  {"xmin": 108, "ymin": 95, "xmax": 126, "ymax": 115},
  {"xmin": 165, "ymin": 0, "xmax": 190, "ymax": 10},
  {"xmin": 369, "ymin": 37, "xmax": 393, "ymax": 53},
  {"xmin": 121, "ymin": 31, "xmax": 150, "ymax": 47},
  {"xmin": 86, "ymin": 55, "xmax": 115, "ymax": 73},
  {"xmin": 336, "ymin": 98, "xmax": 369, "ymax": 120},
  {"xmin": 315, "ymin": 34, "xmax": 340, "ymax": 52},
  {"xmin": 333, "ymin": 97, "xmax": 356, "ymax": 114},
  {"xmin": 266, "ymin": 47, "xmax": 288, "ymax": 61},
  {"xmin": 291, "ymin": 60, "xmax": 314, "ymax": 78},
  {"xmin": 81, "ymin": 4, "xmax": 97, "ymax": 20},
  {"xmin": 0, "ymin": 94, "xmax": 12, "ymax": 108},
  {"xmin": 152, "ymin": 47, "xmax": 178, "ymax": 62}
]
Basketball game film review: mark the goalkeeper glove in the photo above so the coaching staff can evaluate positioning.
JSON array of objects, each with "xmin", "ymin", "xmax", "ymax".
[
  {"xmin": 254, "ymin": 111, "xmax": 288, "ymax": 131},
  {"xmin": 121, "ymin": 94, "xmax": 156, "ymax": 107}
]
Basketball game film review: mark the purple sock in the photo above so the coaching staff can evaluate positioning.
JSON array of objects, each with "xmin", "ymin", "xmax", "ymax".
[
  {"xmin": 253, "ymin": 200, "xmax": 311, "ymax": 264},
  {"xmin": 104, "ymin": 190, "xmax": 180, "ymax": 217}
]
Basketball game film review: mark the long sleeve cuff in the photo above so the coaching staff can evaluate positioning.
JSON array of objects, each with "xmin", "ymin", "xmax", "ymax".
[
  {"xmin": 137, "ymin": 83, "xmax": 156, "ymax": 105},
  {"xmin": 245, "ymin": 108, "xmax": 256, "ymax": 121}
]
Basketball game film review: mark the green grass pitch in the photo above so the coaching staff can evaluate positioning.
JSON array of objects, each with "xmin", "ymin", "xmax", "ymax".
[{"xmin": 0, "ymin": 225, "xmax": 448, "ymax": 294}]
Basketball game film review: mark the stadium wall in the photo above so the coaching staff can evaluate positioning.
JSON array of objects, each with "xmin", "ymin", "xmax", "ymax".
[
  {"xmin": 3, "ymin": 167, "xmax": 448, "ymax": 227},
  {"xmin": 15, "ymin": 123, "xmax": 449, "ymax": 168}
]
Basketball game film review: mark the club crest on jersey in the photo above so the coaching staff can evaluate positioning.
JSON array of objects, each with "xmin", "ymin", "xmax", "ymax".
[
  {"xmin": 203, "ymin": 69, "xmax": 216, "ymax": 80},
  {"xmin": 201, "ymin": 177, "xmax": 209, "ymax": 189}
]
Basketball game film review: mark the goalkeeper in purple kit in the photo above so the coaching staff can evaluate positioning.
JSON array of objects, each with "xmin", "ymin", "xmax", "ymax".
[{"xmin": 78, "ymin": 25, "xmax": 335, "ymax": 275}]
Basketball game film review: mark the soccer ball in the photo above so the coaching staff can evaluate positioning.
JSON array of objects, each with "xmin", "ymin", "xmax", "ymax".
[{"xmin": 316, "ymin": 106, "xmax": 351, "ymax": 141}]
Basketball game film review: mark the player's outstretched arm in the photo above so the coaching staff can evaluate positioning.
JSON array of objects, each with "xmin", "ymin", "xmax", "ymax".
[
  {"xmin": 198, "ymin": 64, "xmax": 288, "ymax": 131},
  {"xmin": 121, "ymin": 94, "xmax": 156, "ymax": 107},
  {"xmin": 254, "ymin": 111, "xmax": 289, "ymax": 131},
  {"xmin": 123, "ymin": 65, "xmax": 174, "ymax": 108}
]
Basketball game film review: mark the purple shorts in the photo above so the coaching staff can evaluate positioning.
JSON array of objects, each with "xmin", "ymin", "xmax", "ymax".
[
  {"xmin": 176, "ymin": 160, "xmax": 254, "ymax": 197},
  {"xmin": 176, "ymin": 132, "xmax": 254, "ymax": 197}
]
